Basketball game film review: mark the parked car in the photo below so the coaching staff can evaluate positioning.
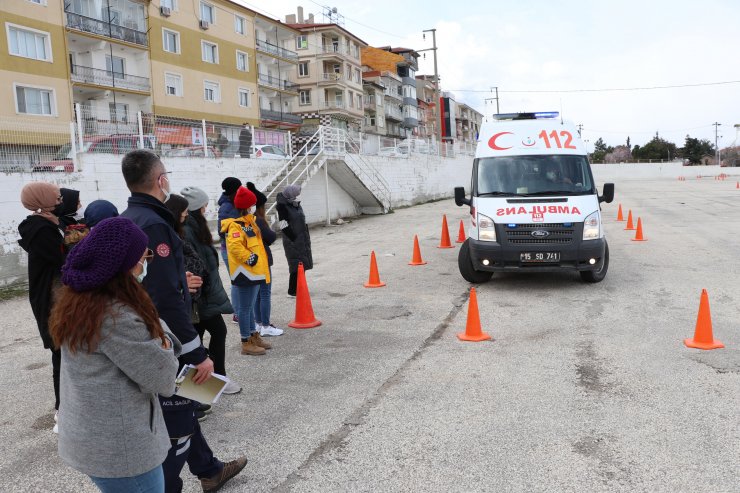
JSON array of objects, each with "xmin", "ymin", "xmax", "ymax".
[
  {"xmin": 378, "ymin": 145, "xmax": 409, "ymax": 158},
  {"xmin": 163, "ymin": 146, "xmax": 221, "ymax": 158},
  {"xmin": 33, "ymin": 135, "xmax": 155, "ymax": 172},
  {"xmin": 253, "ymin": 144, "xmax": 288, "ymax": 159}
]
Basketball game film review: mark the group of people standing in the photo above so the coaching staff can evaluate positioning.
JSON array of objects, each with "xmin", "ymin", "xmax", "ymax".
[{"xmin": 17, "ymin": 148, "xmax": 313, "ymax": 492}]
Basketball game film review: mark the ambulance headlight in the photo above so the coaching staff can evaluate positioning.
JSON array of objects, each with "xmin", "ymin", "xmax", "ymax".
[
  {"xmin": 582, "ymin": 212, "xmax": 600, "ymax": 240},
  {"xmin": 478, "ymin": 213, "xmax": 497, "ymax": 242}
]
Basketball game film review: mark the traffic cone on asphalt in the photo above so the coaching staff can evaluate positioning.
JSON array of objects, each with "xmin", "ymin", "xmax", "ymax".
[
  {"xmin": 631, "ymin": 218, "xmax": 647, "ymax": 241},
  {"xmin": 456, "ymin": 220, "xmax": 466, "ymax": 243},
  {"xmin": 409, "ymin": 235, "xmax": 427, "ymax": 265},
  {"xmin": 457, "ymin": 288, "xmax": 492, "ymax": 342},
  {"xmin": 616, "ymin": 204, "xmax": 624, "ymax": 221},
  {"xmin": 684, "ymin": 289, "xmax": 724, "ymax": 350},
  {"xmin": 736, "ymin": 181, "xmax": 739, "ymax": 189},
  {"xmin": 288, "ymin": 263, "xmax": 321, "ymax": 329},
  {"xmin": 364, "ymin": 251, "xmax": 386, "ymax": 288},
  {"xmin": 437, "ymin": 215, "xmax": 454, "ymax": 249},
  {"xmin": 624, "ymin": 210, "xmax": 635, "ymax": 230}
]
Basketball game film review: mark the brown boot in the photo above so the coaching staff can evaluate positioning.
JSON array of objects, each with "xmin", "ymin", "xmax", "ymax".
[
  {"xmin": 250, "ymin": 332, "xmax": 272, "ymax": 350},
  {"xmin": 241, "ymin": 338, "xmax": 266, "ymax": 356},
  {"xmin": 201, "ymin": 456, "xmax": 248, "ymax": 492}
]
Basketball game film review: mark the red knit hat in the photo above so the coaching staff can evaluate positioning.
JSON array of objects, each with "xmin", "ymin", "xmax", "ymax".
[{"xmin": 233, "ymin": 186, "xmax": 256, "ymax": 210}]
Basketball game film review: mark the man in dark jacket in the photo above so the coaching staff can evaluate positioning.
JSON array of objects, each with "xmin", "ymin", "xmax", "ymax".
[
  {"xmin": 238, "ymin": 125, "xmax": 252, "ymax": 158},
  {"xmin": 120, "ymin": 150, "xmax": 246, "ymax": 493}
]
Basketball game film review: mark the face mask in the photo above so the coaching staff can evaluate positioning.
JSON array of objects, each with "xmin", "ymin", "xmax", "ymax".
[
  {"xmin": 134, "ymin": 259, "xmax": 148, "ymax": 283},
  {"xmin": 247, "ymin": 206, "xmax": 256, "ymax": 215},
  {"xmin": 292, "ymin": 195, "xmax": 301, "ymax": 204},
  {"xmin": 72, "ymin": 212, "xmax": 84, "ymax": 221},
  {"xmin": 159, "ymin": 175, "xmax": 171, "ymax": 203},
  {"xmin": 52, "ymin": 203, "xmax": 65, "ymax": 217}
]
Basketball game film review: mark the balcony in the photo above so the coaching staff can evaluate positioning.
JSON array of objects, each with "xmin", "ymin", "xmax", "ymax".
[
  {"xmin": 319, "ymin": 73, "xmax": 343, "ymax": 86},
  {"xmin": 318, "ymin": 44, "xmax": 347, "ymax": 59},
  {"xmin": 64, "ymin": 10, "xmax": 147, "ymax": 47},
  {"xmin": 71, "ymin": 65, "xmax": 150, "ymax": 93},
  {"xmin": 384, "ymin": 106, "xmax": 403, "ymax": 121},
  {"xmin": 363, "ymin": 97, "xmax": 377, "ymax": 110},
  {"xmin": 257, "ymin": 73, "xmax": 298, "ymax": 93},
  {"xmin": 321, "ymin": 100, "xmax": 346, "ymax": 110},
  {"xmin": 401, "ymin": 117, "xmax": 419, "ymax": 129},
  {"xmin": 260, "ymin": 108, "xmax": 303, "ymax": 125},
  {"xmin": 256, "ymin": 39, "xmax": 298, "ymax": 62}
]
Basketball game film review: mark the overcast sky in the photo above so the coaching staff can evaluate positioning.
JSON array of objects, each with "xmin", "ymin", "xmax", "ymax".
[{"xmin": 241, "ymin": 0, "xmax": 740, "ymax": 150}]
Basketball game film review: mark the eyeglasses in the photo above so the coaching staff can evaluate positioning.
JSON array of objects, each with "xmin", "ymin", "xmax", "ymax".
[{"xmin": 143, "ymin": 248, "xmax": 154, "ymax": 262}]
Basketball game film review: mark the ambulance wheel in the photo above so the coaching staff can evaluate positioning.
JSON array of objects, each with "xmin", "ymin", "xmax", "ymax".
[
  {"xmin": 580, "ymin": 242, "xmax": 609, "ymax": 283},
  {"xmin": 458, "ymin": 240, "xmax": 493, "ymax": 283}
]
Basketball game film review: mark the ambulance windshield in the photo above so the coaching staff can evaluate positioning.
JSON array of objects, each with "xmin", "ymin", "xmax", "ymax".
[{"xmin": 476, "ymin": 155, "xmax": 594, "ymax": 196}]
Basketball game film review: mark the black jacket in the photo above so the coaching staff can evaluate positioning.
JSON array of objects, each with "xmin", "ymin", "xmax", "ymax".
[
  {"xmin": 121, "ymin": 193, "xmax": 207, "ymax": 366},
  {"xmin": 255, "ymin": 216, "xmax": 276, "ymax": 266},
  {"xmin": 18, "ymin": 215, "xmax": 65, "ymax": 348},
  {"xmin": 276, "ymin": 193, "xmax": 312, "ymax": 272},
  {"xmin": 183, "ymin": 217, "xmax": 233, "ymax": 319},
  {"xmin": 58, "ymin": 188, "xmax": 80, "ymax": 228}
]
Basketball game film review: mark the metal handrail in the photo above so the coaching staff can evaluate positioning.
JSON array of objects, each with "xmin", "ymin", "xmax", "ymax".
[
  {"xmin": 64, "ymin": 11, "xmax": 148, "ymax": 47},
  {"xmin": 257, "ymin": 73, "xmax": 298, "ymax": 92},
  {"xmin": 70, "ymin": 64, "xmax": 151, "ymax": 92},
  {"xmin": 255, "ymin": 39, "xmax": 298, "ymax": 60}
]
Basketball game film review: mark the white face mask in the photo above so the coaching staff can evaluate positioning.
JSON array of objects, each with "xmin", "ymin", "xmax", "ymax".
[
  {"xmin": 247, "ymin": 206, "xmax": 256, "ymax": 215},
  {"xmin": 134, "ymin": 259, "xmax": 148, "ymax": 283},
  {"xmin": 292, "ymin": 195, "xmax": 301, "ymax": 203}
]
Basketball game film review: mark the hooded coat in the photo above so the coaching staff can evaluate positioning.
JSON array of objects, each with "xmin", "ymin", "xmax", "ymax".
[
  {"xmin": 17, "ymin": 215, "xmax": 65, "ymax": 348},
  {"xmin": 276, "ymin": 193, "xmax": 312, "ymax": 272},
  {"xmin": 183, "ymin": 216, "xmax": 233, "ymax": 319},
  {"xmin": 58, "ymin": 188, "xmax": 80, "ymax": 228}
]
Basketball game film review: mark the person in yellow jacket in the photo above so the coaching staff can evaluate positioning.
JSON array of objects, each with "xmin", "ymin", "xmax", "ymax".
[{"xmin": 220, "ymin": 186, "xmax": 272, "ymax": 356}]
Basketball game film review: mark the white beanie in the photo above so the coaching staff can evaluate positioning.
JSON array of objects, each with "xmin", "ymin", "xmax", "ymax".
[{"xmin": 180, "ymin": 186, "xmax": 209, "ymax": 211}]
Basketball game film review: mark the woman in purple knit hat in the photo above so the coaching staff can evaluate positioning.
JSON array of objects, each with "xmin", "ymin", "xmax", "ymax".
[{"xmin": 49, "ymin": 217, "xmax": 181, "ymax": 493}]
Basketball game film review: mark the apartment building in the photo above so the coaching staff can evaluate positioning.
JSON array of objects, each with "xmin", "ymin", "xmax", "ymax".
[
  {"xmin": 455, "ymin": 102, "xmax": 483, "ymax": 145},
  {"xmin": 148, "ymin": 0, "xmax": 259, "ymax": 129},
  {"xmin": 361, "ymin": 79, "xmax": 386, "ymax": 136},
  {"xmin": 415, "ymin": 74, "xmax": 439, "ymax": 140},
  {"xmin": 285, "ymin": 9, "xmax": 367, "ymax": 133},
  {"xmin": 254, "ymin": 14, "xmax": 302, "ymax": 130},
  {"xmin": 362, "ymin": 69, "xmax": 403, "ymax": 138}
]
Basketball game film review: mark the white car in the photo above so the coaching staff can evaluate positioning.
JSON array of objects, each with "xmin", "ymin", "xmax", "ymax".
[
  {"xmin": 254, "ymin": 145, "xmax": 288, "ymax": 159},
  {"xmin": 378, "ymin": 146, "xmax": 409, "ymax": 158}
]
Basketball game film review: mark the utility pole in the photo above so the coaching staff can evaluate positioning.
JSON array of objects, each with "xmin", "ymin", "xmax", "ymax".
[
  {"xmin": 421, "ymin": 29, "xmax": 440, "ymax": 146},
  {"xmin": 484, "ymin": 87, "xmax": 499, "ymax": 118},
  {"xmin": 713, "ymin": 122, "xmax": 722, "ymax": 165},
  {"xmin": 577, "ymin": 124, "xmax": 583, "ymax": 137}
]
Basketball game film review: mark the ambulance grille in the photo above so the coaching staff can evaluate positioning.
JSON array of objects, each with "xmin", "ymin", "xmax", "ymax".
[{"xmin": 503, "ymin": 223, "xmax": 575, "ymax": 244}]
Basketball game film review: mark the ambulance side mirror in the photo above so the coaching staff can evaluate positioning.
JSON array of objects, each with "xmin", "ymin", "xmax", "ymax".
[
  {"xmin": 454, "ymin": 187, "xmax": 470, "ymax": 206},
  {"xmin": 599, "ymin": 183, "xmax": 614, "ymax": 204}
]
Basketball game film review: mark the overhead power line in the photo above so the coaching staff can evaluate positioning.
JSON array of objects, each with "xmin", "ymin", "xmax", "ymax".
[{"xmin": 446, "ymin": 80, "xmax": 740, "ymax": 94}]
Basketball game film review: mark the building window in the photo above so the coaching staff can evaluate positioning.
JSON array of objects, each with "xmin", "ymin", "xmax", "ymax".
[
  {"xmin": 27, "ymin": 0, "xmax": 47, "ymax": 5},
  {"xmin": 165, "ymin": 72, "xmax": 183, "ymax": 96},
  {"xmin": 105, "ymin": 55, "xmax": 125, "ymax": 77},
  {"xmin": 296, "ymin": 35, "xmax": 308, "ymax": 50},
  {"xmin": 298, "ymin": 61, "xmax": 309, "ymax": 77},
  {"xmin": 346, "ymin": 65, "xmax": 352, "ymax": 80},
  {"xmin": 204, "ymin": 80, "xmax": 220, "ymax": 102},
  {"xmin": 7, "ymin": 25, "xmax": 51, "ymax": 62},
  {"xmin": 348, "ymin": 90, "xmax": 353, "ymax": 108},
  {"xmin": 109, "ymin": 102, "xmax": 129, "ymax": 124},
  {"xmin": 162, "ymin": 29, "xmax": 180, "ymax": 53},
  {"xmin": 238, "ymin": 88, "xmax": 250, "ymax": 107},
  {"xmin": 378, "ymin": 115, "xmax": 385, "ymax": 128},
  {"xmin": 354, "ymin": 68, "xmax": 361, "ymax": 83},
  {"xmin": 201, "ymin": 41, "xmax": 218, "ymax": 63},
  {"xmin": 234, "ymin": 15, "xmax": 246, "ymax": 35},
  {"xmin": 161, "ymin": 0, "xmax": 177, "ymax": 9},
  {"xmin": 14, "ymin": 84, "xmax": 54, "ymax": 115},
  {"xmin": 200, "ymin": 1, "xmax": 215, "ymax": 23},
  {"xmin": 357, "ymin": 94, "xmax": 362, "ymax": 109},
  {"xmin": 299, "ymin": 90, "xmax": 311, "ymax": 105},
  {"xmin": 236, "ymin": 50, "xmax": 249, "ymax": 71}
]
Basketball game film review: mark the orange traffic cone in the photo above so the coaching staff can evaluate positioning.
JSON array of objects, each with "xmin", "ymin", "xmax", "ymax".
[
  {"xmin": 409, "ymin": 235, "xmax": 427, "ymax": 265},
  {"xmin": 631, "ymin": 217, "xmax": 646, "ymax": 241},
  {"xmin": 624, "ymin": 210, "xmax": 635, "ymax": 230},
  {"xmin": 684, "ymin": 289, "xmax": 724, "ymax": 350},
  {"xmin": 457, "ymin": 288, "xmax": 492, "ymax": 342},
  {"xmin": 616, "ymin": 204, "xmax": 624, "ymax": 221},
  {"xmin": 456, "ymin": 219, "xmax": 466, "ymax": 243},
  {"xmin": 437, "ymin": 215, "xmax": 454, "ymax": 249},
  {"xmin": 736, "ymin": 181, "xmax": 739, "ymax": 189},
  {"xmin": 364, "ymin": 251, "xmax": 386, "ymax": 288},
  {"xmin": 288, "ymin": 263, "xmax": 321, "ymax": 329}
]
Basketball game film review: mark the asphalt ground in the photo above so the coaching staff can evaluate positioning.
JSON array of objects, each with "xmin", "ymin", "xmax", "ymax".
[{"xmin": 0, "ymin": 176, "xmax": 738, "ymax": 492}]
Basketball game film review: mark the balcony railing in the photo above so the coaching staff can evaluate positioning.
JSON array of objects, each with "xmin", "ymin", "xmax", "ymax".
[
  {"xmin": 321, "ymin": 100, "xmax": 346, "ymax": 110},
  {"xmin": 384, "ymin": 106, "xmax": 403, "ymax": 120},
  {"xmin": 320, "ymin": 44, "xmax": 347, "ymax": 56},
  {"xmin": 259, "ymin": 108, "xmax": 303, "ymax": 125},
  {"xmin": 65, "ymin": 11, "xmax": 148, "ymax": 47},
  {"xmin": 257, "ymin": 73, "xmax": 298, "ymax": 92},
  {"xmin": 255, "ymin": 39, "xmax": 298, "ymax": 61},
  {"xmin": 363, "ymin": 97, "xmax": 377, "ymax": 110},
  {"xmin": 319, "ymin": 73, "xmax": 343, "ymax": 84},
  {"xmin": 71, "ymin": 65, "xmax": 151, "ymax": 92}
]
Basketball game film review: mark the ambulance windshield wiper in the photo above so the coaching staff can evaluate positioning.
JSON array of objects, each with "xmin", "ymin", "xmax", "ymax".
[
  {"xmin": 520, "ymin": 190, "xmax": 579, "ymax": 196},
  {"xmin": 477, "ymin": 191, "xmax": 514, "ymax": 197}
]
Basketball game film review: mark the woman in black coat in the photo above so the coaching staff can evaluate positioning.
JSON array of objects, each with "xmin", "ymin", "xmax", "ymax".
[
  {"xmin": 276, "ymin": 184, "xmax": 312, "ymax": 297},
  {"xmin": 18, "ymin": 182, "xmax": 65, "ymax": 431}
]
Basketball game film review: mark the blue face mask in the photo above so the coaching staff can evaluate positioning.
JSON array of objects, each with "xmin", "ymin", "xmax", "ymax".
[{"xmin": 134, "ymin": 259, "xmax": 148, "ymax": 283}]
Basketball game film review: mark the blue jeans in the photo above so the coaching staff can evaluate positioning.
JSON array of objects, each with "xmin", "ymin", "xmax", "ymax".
[
  {"xmin": 234, "ymin": 283, "xmax": 260, "ymax": 339},
  {"xmin": 221, "ymin": 247, "xmax": 239, "ymax": 315},
  {"xmin": 89, "ymin": 465, "xmax": 164, "ymax": 493},
  {"xmin": 254, "ymin": 268, "xmax": 272, "ymax": 326}
]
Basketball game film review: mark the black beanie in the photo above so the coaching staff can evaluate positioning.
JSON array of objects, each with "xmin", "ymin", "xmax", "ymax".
[
  {"xmin": 246, "ymin": 182, "xmax": 267, "ymax": 208},
  {"xmin": 221, "ymin": 177, "xmax": 242, "ymax": 196}
]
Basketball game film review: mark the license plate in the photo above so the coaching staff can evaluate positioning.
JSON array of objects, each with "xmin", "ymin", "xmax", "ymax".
[{"xmin": 520, "ymin": 252, "xmax": 560, "ymax": 263}]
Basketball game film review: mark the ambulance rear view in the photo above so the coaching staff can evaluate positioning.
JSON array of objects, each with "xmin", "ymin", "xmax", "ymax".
[{"xmin": 454, "ymin": 112, "xmax": 614, "ymax": 283}]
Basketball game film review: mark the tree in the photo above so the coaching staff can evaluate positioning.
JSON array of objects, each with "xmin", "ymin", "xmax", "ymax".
[
  {"xmin": 632, "ymin": 135, "xmax": 677, "ymax": 161},
  {"xmin": 591, "ymin": 137, "xmax": 608, "ymax": 162},
  {"xmin": 680, "ymin": 136, "xmax": 715, "ymax": 165},
  {"xmin": 605, "ymin": 145, "xmax": 632, "ymax": 163},
  {"xmin": 626, "ymin": 136, "xmax": 631, "ymax": 149},
  {"xmin": 720, "ymin": 146, "xmax": 740, "ymax": 167}
]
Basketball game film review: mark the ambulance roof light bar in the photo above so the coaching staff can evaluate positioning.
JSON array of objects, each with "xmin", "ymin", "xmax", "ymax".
[{"xmin": 493, "ymin": 112, "xmax": 560, "ymax": 121}]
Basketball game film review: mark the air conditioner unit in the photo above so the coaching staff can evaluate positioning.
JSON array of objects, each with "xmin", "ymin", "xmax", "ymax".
[
  {"xmin": 160, "ymin": 6, "xmax": 171, "ymax": 17},
  {"xmin": 199, "ymin": 20, "xmax": 210, "ymax": 30}
]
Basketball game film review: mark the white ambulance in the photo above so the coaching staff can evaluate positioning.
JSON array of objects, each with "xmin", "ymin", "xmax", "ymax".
[{"xmin": 454, "ymin": 112, "xmax": 614, "ymax": 283}]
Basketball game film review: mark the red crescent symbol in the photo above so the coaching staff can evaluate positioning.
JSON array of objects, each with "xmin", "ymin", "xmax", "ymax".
[{"xmin": 488, "ymin": 132, "xmax": 513, "ymax": 150}]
